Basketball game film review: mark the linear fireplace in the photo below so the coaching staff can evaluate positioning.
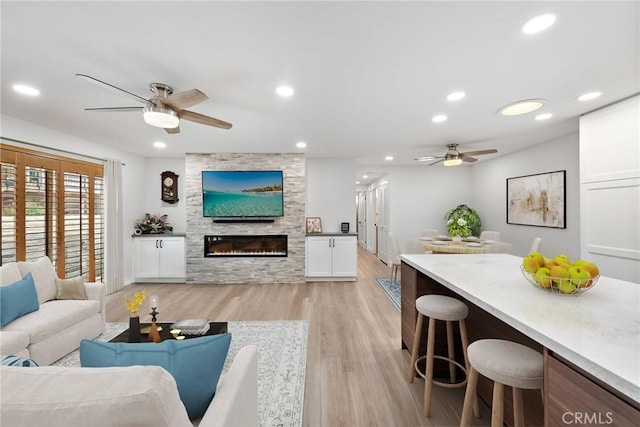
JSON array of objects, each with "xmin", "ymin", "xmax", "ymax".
[{"xmin": 204, "ymin": 235, "xmax": 288, "ymax": 257}]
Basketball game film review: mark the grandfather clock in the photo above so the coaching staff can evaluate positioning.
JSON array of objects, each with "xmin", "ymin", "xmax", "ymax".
[{"xmin": 161, "ymin": 171, "xmax": 179, "ymax": 204}]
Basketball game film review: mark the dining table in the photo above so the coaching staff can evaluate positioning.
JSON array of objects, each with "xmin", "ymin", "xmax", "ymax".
[{"xmin": 419, "ymin": 236, "xmax": 500, "ymax": 254}]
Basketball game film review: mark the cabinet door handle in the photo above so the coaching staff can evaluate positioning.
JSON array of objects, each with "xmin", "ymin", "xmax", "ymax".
[
  {"xmin": 160, "ymin": 240, "xmax": 163, "ymax": 249},
  {"xmin": 156, "ymin": 240, "xmax": 159, "ymax": 248}
]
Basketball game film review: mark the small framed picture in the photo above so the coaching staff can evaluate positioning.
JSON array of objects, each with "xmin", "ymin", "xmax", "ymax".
[{"xmin": 306, "ymin": 217, "xmax": 323, "ymax": 234}]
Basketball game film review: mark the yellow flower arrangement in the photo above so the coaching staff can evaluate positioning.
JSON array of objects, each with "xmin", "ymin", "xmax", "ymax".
[{"xmin": 125, "ymin": 289, "xmax": 146, "ymax": 316}]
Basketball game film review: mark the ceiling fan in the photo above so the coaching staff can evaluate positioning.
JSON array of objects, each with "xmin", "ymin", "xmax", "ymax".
[
  {"xmin": 76, "ymin": 74, "xmax": 232, "ymax": 134},
  {"xmin": 415, "ymin": 143, "xmax": 498, "ymax": 166}
]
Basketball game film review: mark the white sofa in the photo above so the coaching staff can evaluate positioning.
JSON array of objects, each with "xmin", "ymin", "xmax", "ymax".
[
  {"xmin": 0, "ymin": 345, "xmax": 259, "ymax": 427},
  {"xmin": 0, "ymin": 256, "xmax": 105, "ymax": 365}
]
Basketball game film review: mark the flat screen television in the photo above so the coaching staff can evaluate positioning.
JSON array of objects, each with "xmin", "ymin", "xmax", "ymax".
[{"xmin": 202, "ymin": 170, "xmax": 284, "ymax": 217}]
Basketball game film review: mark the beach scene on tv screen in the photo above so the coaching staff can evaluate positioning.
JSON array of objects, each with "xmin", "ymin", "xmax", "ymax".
[{"xmin": 202, "ymin": 171, "xmax": 284, "ymax": 217}]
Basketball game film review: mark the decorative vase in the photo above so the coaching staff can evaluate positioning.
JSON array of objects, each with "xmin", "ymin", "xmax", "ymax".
[
  {"xmin": 148, "ymin": 321, "xmax": 161, "ymax": 343},
  {"xmin": 128, "ymin": 315, "xmax": 141, "ymax": 343},
  {"xmin": 452, "ymin": 235, "xmax": 462, "ymax": 242}
]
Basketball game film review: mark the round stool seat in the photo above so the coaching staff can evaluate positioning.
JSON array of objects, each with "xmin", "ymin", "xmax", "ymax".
[
  {"xmin": 416, "ymin": 294, "xmax": 469, "ymax": 321},
  {"xmin": 467, "ymin": 339, "xmax": 543, "ymax": 390}
]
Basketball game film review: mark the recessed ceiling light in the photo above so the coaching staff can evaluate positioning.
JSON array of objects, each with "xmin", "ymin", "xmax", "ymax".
[
  {"xmin": 356, "ymin": 181, "xmax": 360, "ymax": 185},
  {"xmin": 498, "ymin": 99, "xmax": 547, "ymax": 116},
  {"xmin": 296, "ymin": 141, "xmax": 307, "ymax": 149},
  {"xmin": 153, "ymin": 141, "xmax": 166, "ymax": 149},
  {"xmin": 13, "ymin": 84, "xmax": 40, "ymax": 96},
  {"xmin": 432, "ymin": 114, "xmax": 447, "ymax": 123},
  {"xmin": 522, "ymin": 13, "xmax": 556, "ymax": 34},
  {"xmin": 535, "ymin": 113, "xmax": 553, "ymax": 121},
  {"xmin": 385, "ymin": 156, "xmax": 394, "ymax": 161},
  {"xmin": 447, "ymin": 91, "xmax": 465, "ymax": 101},
  {"xmin": 577, "ymin": 92, "xmax": 602, "ymax": 101},
  {"xmin": 362, "ymin": 174, "xmax": 368, "ymax": 179},
  {"xmin": 276, "ymin": 85, "xmax": 294, "ymax": 97}
]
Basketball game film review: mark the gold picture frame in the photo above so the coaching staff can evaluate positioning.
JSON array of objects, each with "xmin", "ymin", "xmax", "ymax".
[{"xmin": 306, "ymin": 217, "xmax": 323, "ymax": 234}]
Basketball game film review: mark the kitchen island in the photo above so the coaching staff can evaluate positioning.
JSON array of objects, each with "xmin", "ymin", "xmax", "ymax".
[{"xmin": 400, "ymin": 253, "xmax": 639, "ymax": 426}]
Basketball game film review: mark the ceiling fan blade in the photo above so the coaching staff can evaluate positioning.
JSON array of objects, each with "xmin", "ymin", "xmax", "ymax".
[
  {"xmin": 165, "ymin": 125, "xmax": 181, "ymax": 134},
  {"xmin": 84, "ymin": 107, "xmax": 143, "ymax": 112},
  {"xmin": 179, "ymin": 110, "xmax": 232, "ymax": 130},
  {"xmin": 462, "ymin": 156, "xmax": 478, "ymax": 162},
  {"xmin": 76, "ymin": 74, "xmax": 150, "ymax": 105},
  {"xmin": 415, "ymin": 155, "xmax": 443, "ymax": 162},
  {"xmin": 163, "ymin": 89, "xmax": 208, "ymax": 111},
  {"xmin": 429, "ymin": 159, "xmax": 444, "ymax": 166},
  {"xmin": 461, "ymin": 149, "xmax": 498, "ymax": 157}
]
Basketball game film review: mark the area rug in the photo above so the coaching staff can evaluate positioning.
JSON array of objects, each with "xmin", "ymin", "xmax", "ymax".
[
  {"xmin": 375, "ymin": 277, "xmax": 401, "ymax": 310},
  {"xmin": 53, "ymin": 320, "xmax": 308, "ymax": 427}
]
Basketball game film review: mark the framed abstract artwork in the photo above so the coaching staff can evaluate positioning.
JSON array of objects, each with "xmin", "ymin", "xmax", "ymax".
[
  {"xmin": 306, "ymin": 217, "xmax": 323, "ymax": 234},
  {"xmin": 506, "ymin": 170, "xmax": 566, "ymax": 228}
]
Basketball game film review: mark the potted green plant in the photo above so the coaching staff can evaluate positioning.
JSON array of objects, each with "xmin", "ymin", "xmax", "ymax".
[{"xmin": 444, "ymin": 204, "xmax": 481, "ymax": 238}]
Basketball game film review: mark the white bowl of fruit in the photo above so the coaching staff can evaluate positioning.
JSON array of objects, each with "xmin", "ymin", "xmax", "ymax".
[{"xmin": 521, "ymin": 252, "xmax": 600, "ymax": 295}]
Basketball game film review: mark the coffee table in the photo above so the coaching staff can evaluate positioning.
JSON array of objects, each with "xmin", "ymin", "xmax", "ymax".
[{"xmin": 109, "ymin": 322, "xmax": 228, "ymax": 343}]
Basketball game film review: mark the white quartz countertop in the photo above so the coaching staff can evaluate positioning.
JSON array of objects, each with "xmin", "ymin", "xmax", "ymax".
[{"xmin": 400, "ymin": 253, "xmax": 640, "ymax": 404}]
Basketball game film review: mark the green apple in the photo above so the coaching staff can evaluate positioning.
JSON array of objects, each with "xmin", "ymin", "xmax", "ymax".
[
  {"xmin": 574, "ymin": 260, "xmax": 600, "ymax": 278},
  {"xmin": 553, "ymin": 254, "xmax": 571, "ymax": 266},
  {"xmin": 543, "ymin": 257, "xmax": 558, "ymax": 270},
  {"xmin": 523, "ymin": 252, "xmax": 544, "ymax": 273},
  {"xmin": 549, "ymin": 265, "xmax": 570, "ymax": 289},
  {"xmin": 557, "ymin": 279, "xmax": 577, "ymax": 294},
  {"xmin": 568, "ymin": 265, "xmax": 591, "ymax": 287},
  {"xmin": 534, "ymin": 267, "xmax": 552, "ymax": 288}
]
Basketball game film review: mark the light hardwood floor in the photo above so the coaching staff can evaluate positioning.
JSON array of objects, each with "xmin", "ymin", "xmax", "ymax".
[{"xmin": 105, "ymin": 247, "xmax": 490, "ymax": 427}]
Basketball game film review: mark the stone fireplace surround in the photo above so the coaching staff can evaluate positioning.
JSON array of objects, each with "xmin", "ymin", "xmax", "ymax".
[{"xmin": 186, "ymin": 153, "xmax": 305, "ymax": 284}]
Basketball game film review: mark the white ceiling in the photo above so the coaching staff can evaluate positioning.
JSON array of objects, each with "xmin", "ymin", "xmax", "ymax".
[{"xmin": 2, "ymin": 1, "xmax": 638, "ymax": 184}]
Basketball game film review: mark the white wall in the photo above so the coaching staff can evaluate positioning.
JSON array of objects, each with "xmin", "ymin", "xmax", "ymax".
[
  {"xmin": 387, "ymin": 165, "xmax": 473, "ymax": 249},
  {"xmin": 1, "ymin": 114, "xmax": 147, "ymax": 285},
  {"xmin": 306, "ymin": 158, "xmax": 356, "ymax": 233},
  {"xmin": 470, "ymin": 132, "xmax": 581, "ymax": 258}
]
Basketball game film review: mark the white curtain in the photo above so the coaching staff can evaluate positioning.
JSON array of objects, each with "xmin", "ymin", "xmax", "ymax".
[{"xmin": 104, "ymin": 158, "xmax": 123, "ymax": 295}]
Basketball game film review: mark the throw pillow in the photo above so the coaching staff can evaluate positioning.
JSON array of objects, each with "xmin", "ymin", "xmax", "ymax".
[
  {"xmin": 0, "ymin": 273, "xmax": 40, "ymax": 328},
  {"xmin": 80, "ymin": 333, "xmax": 232, "ymax": 419},
  {"xmin": 0, "ymin": 354, "xmax": 39, "ymax": 367},
  {"xmin": 55, "ymin": 276, "xmax": 87, "ymax": 300}
]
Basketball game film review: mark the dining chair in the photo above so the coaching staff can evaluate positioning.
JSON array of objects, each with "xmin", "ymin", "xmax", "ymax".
[
  {"xmin": 485, "ymin": 242, "xmax": 513, "ymax": 254},
  {"xmin": 529, "ymin": 237, "xmax": 542, "ymax": 253},
  {"xmin": 403, "ymin": 239, "xmax": 427, "ymax": 254},
  {"xmin": 480, "ymin": 231, "xmax": 501, "ymax": 241},
  {"xmin": 387, "ymin": 232, "xmax": 402, "ymax": 283},
  {"xmin": 422, "ymin": 229, "xmax": 439, "ymax": 238}
]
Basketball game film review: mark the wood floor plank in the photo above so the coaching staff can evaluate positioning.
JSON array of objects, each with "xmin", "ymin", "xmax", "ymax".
[{"xmin": 105, "ymin": 247, "xmax": 490, "ymax": 426}]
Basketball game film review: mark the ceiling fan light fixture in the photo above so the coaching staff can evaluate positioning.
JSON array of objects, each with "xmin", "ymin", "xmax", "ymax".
[
  {"xmin": 498, "ymin": 99, "xmax": 547, "ymax": 116},
  {"xmin": 443, "ymin": 158, "xmax": 463, "ymax": 167},
  {"xmin": 143, "ymin": 105, "xmax": 179, "ymax": 128}
]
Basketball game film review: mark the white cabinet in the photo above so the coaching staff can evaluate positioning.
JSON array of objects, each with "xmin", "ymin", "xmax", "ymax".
[
  {"xmin": 306, "ymin": 235, "xmax": 357, "ymax": 280},
  {"xmin": 133, "ymin": 235, "xmax": 186, "ymax": 282}
]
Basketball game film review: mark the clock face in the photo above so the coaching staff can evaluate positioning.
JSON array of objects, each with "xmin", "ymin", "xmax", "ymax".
[{"xmin": 163, "ymin": 177, "xmax": 174, "ymax": 187}]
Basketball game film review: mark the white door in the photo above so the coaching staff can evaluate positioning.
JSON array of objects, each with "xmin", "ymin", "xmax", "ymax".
[
  {"xmin": 366, "ymin": 188, "xmax": 377, "ymax": 253},
  {"xmin": 158, "ymin": 237, "xmax": 186, "ymax": 278},
  {"xmin": 357, "ymin": 192, "xmax": 367, "ymax": 248},
  {"xmin": 377, "ymin": 184, "xmax": 389, "ymax": 263},
  {"xmin": 332, "ymin": 236, "xmax": 358, "ymax": 276},
  {"xmin": 306, "ymin": 236, "xmax": 332, "ymax": 277}
]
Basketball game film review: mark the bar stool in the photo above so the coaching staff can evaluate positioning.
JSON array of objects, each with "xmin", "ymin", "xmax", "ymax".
[
  {"xmin": 460, "ymin": 339, "xmax": 543, "ymax": 427},
  {"xmin": 407, "ymin": 294, "xmax": 478, "ymax": 417}
]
